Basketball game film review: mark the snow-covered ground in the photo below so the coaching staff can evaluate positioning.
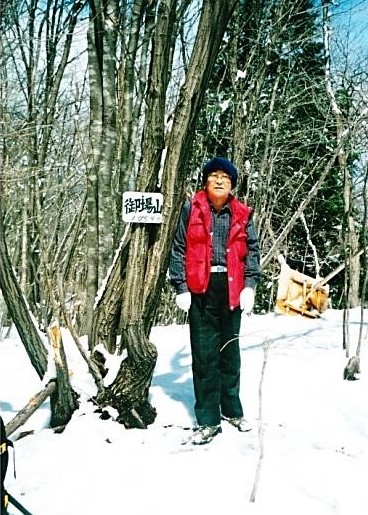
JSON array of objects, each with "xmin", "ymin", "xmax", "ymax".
[{"xmin": 1, "ymin": 308, "xmax": 367, "ymax": 515}]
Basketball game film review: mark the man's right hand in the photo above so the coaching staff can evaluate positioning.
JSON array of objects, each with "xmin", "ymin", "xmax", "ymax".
[{"xmin": 176, "ymin": 292, "xmax": 191, "ymax": 312}]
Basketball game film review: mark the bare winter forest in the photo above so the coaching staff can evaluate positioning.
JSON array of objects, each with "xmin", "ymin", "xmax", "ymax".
[{"xmin": 0, "ymin": 0, "xmax": 367, "ymax": 429}]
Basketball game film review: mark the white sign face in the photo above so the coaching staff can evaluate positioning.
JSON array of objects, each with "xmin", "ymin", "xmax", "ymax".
[{"xmin": 122, "ymin": 191, "xmax": 163, "ymax": 223}]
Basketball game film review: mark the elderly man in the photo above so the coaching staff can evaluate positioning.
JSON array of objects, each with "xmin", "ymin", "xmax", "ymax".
[{"xmin": 169, "ymin": 156, "xmax": 261, "ymax": 445}]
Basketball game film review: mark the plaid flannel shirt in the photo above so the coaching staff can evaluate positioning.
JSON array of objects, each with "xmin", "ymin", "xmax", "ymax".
[{"xmin": 169, "ymin": 198, "xmax": 261, "ymax": 294}]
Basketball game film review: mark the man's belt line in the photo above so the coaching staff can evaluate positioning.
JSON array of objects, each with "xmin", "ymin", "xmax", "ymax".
[{"xmin": 210, "ymin": 265, "xmax": 227, "ymax": 273}]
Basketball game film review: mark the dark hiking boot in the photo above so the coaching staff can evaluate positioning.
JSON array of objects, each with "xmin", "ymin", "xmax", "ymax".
[
  {"xmin": 222, "ymin": 416, "xmax": 252, "ymax": 432},
  {"xmin": 191, "ymin": 425, "xmax": 222, "ymax": 445}
]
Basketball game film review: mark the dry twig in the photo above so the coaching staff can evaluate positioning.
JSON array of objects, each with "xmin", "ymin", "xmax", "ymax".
[{"xmin": 250, "ymin": 337, "xmax": 270, "ymax": 503}]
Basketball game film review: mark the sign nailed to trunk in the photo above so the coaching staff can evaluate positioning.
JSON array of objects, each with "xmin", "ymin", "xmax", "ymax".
[{"xmin": 122, "ymin": 192, "xmax": 163, "ymax": 223}]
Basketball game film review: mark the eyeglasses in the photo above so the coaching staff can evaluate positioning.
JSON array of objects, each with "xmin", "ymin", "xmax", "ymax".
[{"xmin": 207, "ymin": 173, "xmax": 231, "ymax": 183}]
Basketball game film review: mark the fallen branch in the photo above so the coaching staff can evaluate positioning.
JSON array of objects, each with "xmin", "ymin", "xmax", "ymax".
[
  {"xmin": 315, "ymin": 246, "xmax": 367, "ymax": 288},
  {"xmin": 5, "ymin": 380, "xmax": 56, "ymax": 437}
]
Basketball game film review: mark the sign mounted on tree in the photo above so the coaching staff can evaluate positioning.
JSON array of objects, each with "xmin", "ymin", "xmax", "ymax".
[{"xmin": 122, "ymin": 192, "xmax": 163, "ymax": 223}]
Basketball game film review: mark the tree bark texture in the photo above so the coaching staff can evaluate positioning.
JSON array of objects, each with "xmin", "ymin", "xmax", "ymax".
[
  {"xmin": 93, "ymin": 0, "xmax": 119, "ymax": 281},
  {"xmin": 0, "ymin": 204, "xmax": 48, "ymax": 379},
  {"xmin": 95, "ymin": 321, "xmax": 157, "ymax": 428},
  {"xmin": 48, "ymin": 325, "xmax": 79, "ymax": 429},
  {"xmin": 84, "ymin": 9, "xmax": 103, "ymax": 336},
  {"xmin": 90, "ymin": 228, "xmax": 131, "ymax": 352}
]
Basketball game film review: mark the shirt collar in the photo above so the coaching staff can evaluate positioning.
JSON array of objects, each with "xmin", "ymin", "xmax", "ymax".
[{"xmin": 209, "ymin": 200, "xmax": 231, "ymax": 214}]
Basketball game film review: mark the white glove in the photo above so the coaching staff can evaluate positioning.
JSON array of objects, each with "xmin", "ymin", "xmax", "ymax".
[
  {"xmin": 240, "ymin": 287, "xmax": 255, "ymax": 314},
  {"xmin": 176, "ymin": 292, "xmax": 191, "ymax": 312}
]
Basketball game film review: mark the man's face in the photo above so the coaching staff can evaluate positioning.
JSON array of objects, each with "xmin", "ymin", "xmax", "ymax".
[{"xmin": 206, "ymin": 171, "xmax": 232, "ymax": 204}]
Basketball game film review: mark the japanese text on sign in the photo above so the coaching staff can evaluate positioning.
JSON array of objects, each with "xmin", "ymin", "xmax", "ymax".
[{"xmin": 122, "ymin": 192, "xmax": 163, "ymax": 223}]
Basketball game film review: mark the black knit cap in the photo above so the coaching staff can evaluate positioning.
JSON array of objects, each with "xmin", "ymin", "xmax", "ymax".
[{"xmin": 202, "ymin": 157, "xmax": 238, "ymax": 188}]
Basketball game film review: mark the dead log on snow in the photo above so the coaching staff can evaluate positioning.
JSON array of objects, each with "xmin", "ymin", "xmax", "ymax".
[
  {"xmin": 5, "ymin": 380, "xmax": 56, "ymax": 437},
  {"xmin": 5, "ymin": 325, "xmax": 79, "ymax": 437}
]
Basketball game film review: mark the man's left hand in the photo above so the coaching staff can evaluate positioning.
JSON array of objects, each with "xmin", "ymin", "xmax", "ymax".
[{"xmin": 240, "ymin": 287, "xmax": 255, "ymax": 314}]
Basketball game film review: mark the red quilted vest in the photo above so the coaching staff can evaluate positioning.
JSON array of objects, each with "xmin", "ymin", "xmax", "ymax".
[{"xmin": 185, "ymin": 190, "xmax": 251, "ymax": 310}]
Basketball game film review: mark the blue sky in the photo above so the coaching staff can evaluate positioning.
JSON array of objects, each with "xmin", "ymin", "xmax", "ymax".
[{"xmin": 332, "ymin": 0, "xmax": 368, "ymax": 35}]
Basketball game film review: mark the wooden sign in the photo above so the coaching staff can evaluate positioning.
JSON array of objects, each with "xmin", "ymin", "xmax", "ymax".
[{"xmin": 122, "ymin": 192, "xmax": 163, "ymax": 223}]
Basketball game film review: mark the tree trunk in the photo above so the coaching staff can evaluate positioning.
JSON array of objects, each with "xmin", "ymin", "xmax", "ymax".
[
  {"xmin": 322, "ymin": 0, "xmax": 360, "ymax": 308},
  {"xmin": 95, "ymin": 321, "xmax": 157, "ymax": 428},
  {"xmin": 84, "ymin": 8, "xmax": 103, "ymax": 337},
  {"xmin": 90, "ymin": 227, "xmax": 131, "ymax": 353},
  {"xmin": 0, "ymin": 203, "xmax": 48, "ymax": 379},
  {"xmin": 93, "ymin": 0, "xmax": 238, "ymax": 428},
  {"xmin": 96, "ymin": 0, "xmax": 119, "ymax": 280},
  {"xmin": 116, "ymin": 0, "xmax": 157, "ymax": 241},
  {"xmin": 48, "ymin": 325, "xmax": 79, "ymax": 429}
]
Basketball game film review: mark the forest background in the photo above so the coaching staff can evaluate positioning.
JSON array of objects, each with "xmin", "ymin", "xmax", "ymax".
[{"xmin": 0, "ymin": 0, "xmax": 368, "ymax": 430}]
